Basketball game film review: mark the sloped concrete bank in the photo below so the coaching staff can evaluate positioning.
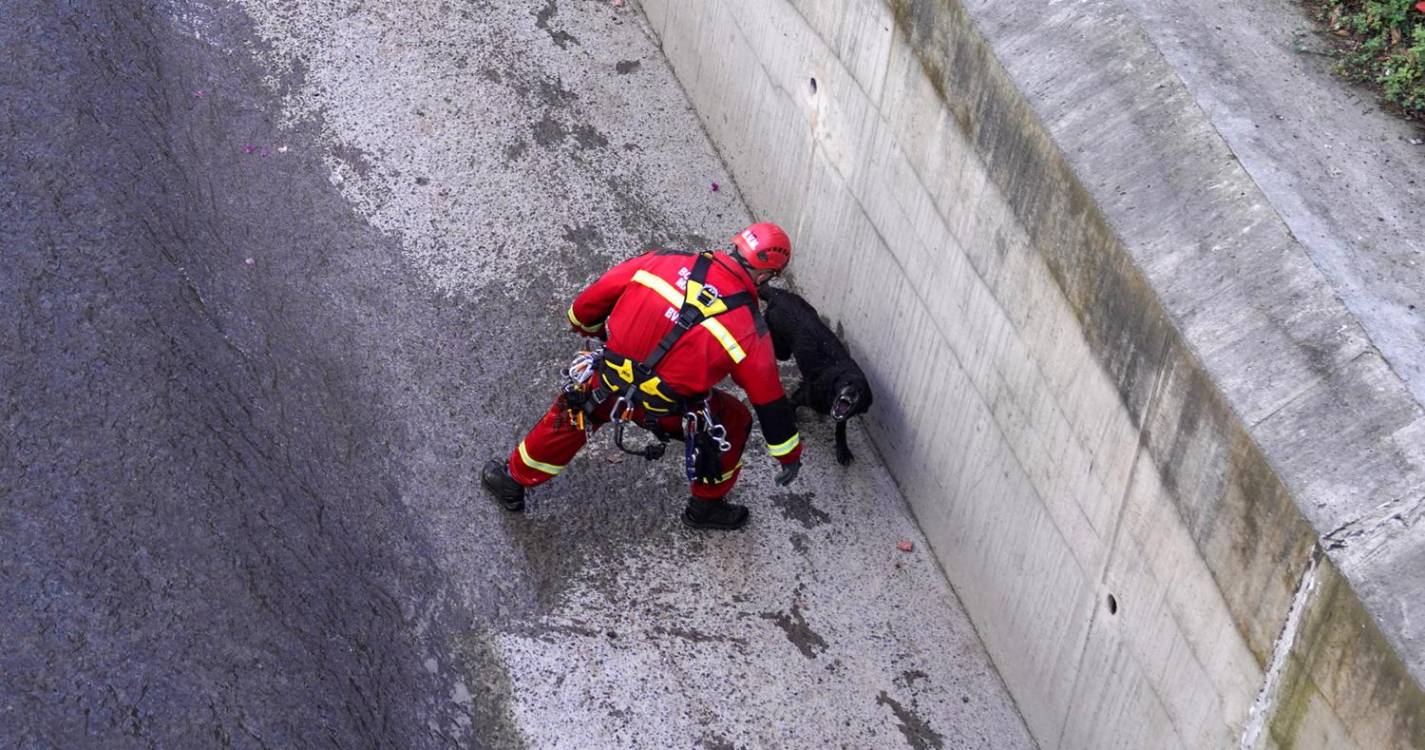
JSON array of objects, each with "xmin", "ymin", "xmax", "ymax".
[{"xmin": 639, "ymin": 0, "xmax": 1425, "ymax": 747}]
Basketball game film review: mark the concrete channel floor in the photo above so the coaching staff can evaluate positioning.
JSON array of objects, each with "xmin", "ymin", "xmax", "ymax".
[{"xmin": 2, "ymin": 0, "xmax": 1033, "ymax": 747}]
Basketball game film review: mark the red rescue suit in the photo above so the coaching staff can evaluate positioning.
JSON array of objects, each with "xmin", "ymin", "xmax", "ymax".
[{"xmin": 507, "ymin": 249, "xmax": 803, "ymax": 499}]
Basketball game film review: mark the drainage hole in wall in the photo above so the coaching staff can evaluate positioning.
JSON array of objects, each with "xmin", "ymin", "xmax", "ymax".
[
  {"xmin": 1107, "ymin": 594, "xmax": 1119, "ymax": 615},
  {"xmin": 809, "ymin": 77, "xmax": 818, "ymax": 95}
]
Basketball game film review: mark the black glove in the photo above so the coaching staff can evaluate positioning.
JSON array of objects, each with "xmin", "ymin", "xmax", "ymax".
[{"xmin": 774, "ymin": 461, "xmax": 801, "ymax": 487}]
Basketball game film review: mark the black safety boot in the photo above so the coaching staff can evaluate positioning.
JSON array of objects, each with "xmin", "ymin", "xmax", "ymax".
[
  {"xmin": 482, "ymin": 459, "xmax": 525, "ymax": 512},
  {"xmin": 681, "ymin": 497, "xmax": 749, "ymax": 530}
]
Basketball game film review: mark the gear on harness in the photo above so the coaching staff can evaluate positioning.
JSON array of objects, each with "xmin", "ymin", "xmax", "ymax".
[
  {"xmin": 610, "ymin": 395, "xmax": 668, "ymax": 460},
  {"xmin": 559, "ymin": 342, "xmax": 601, "ymax": 432},
  {"xmin": 683, "ymin": 400, "xmax": 731, "ymax": 484}
]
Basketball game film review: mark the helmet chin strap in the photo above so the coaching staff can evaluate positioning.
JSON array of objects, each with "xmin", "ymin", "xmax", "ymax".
[
  {"xmin": 731, "ymin": 250, "xmax": 762, "ymax": 281},
  {"xmin": 732, "ymin": 249, "xmax": 756, "ymax": 274},
  {"xmin": 729, "ymin": 247, "xmax": 778, "ymax": 289}
]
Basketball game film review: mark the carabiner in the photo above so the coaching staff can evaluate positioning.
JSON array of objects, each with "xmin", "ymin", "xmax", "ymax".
[{"xmin": 708, "ymin": 423, "xmax": 731, "ymax": 452}]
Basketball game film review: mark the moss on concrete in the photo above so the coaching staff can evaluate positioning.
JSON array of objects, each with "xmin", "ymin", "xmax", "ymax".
[{"xmin": 1271, "ymin": 559, "xmax": 1425, "ymax": 748}]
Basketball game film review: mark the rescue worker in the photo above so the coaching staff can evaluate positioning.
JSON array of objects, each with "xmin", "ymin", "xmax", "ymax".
[{"xmin": 481, "ymin": 222, "xmax": 803, "ymax": 530}]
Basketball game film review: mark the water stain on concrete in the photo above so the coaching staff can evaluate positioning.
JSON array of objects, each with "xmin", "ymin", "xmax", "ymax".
[
  {"xmin": 332, "ymin": 141, "xmax": 375, "ymax": 177},
  {"xmin": 571, "ymin": 123, "xmax": 609, "ymax": 151},
  {"xmin": 526, "ymin": 622, "xmax": 605, "ymax": 643},
  {"xmin": 876, "ymin": 690, "xmax": 945, "ymax": 750},
  {"xmin": 760, "ymin": 600, "xmax": 828, "ymax": 659},
  {"xmin": 789, "ymin": 532, "xmax": 809, "ymax": 553},
  {"xmin": 771, "ymin": 491, "xmax": 831, "ymax": 529},
  {"xmin": 651, "ymin": 625, "xmax": 747, "ymax": 648},
  {"xmin": 615, "ymin": 59, "xmax": 641, "ymax": 74},
  {"xmin": 503, "ymin": 139, "xmax": 529, "ymax": 163},
  {"xmin": 696, "ymin": 732, "xmax": 736, "ymax": 750},
  {"xmin": 561, "ymin": 224, "xmax": 605, "ymax": 256},
  {"xmin": 533, "ymin": 0, "xmax": 578, "ymax": 49},
  {"xmin": 535, "ymin": 76, "xmax": 578, "ymax": 110},
  {"xmin": 455, "ymin": 630, "xmax": 526, "ymax": 749},
  {"xmin": 532, "ymin": 114, "xmax": 566, "ymax": 147},
  {"xmin": 604, "ymin": 174, "xmax": 669, "ymax": 237}
]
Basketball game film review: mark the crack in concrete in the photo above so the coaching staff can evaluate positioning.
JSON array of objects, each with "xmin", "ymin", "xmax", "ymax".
[
  {"xmin": 1239, "ymin": 546, "xmax": 1322, "ymax": 750},
  {"xmin": 1324, "ymin": 493, "xmax": 1425, "ymax": 551}
]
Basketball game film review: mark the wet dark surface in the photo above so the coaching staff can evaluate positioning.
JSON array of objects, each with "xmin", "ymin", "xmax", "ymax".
[{"xmin": 0, "ymin": 2, "xmax": 533, "ymax": 746}]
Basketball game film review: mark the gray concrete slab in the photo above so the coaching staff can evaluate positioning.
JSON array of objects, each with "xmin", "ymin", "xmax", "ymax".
[
  {"xmin": 1117, "ymin": 0, "xmax": 1425, "ymax": 408},
  {"xmin": 1, "ymin": 0, "xmax": 1033, "ymax": 746}
]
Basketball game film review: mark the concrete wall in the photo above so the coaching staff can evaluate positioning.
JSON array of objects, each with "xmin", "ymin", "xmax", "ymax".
[{"xmin": 638, "ymin": 0, "xmax": 1425, "ymax": 747}]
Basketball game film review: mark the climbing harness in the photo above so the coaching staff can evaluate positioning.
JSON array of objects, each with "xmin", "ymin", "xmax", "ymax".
[{"xmin": 584, "ymin": 251, "xmax": 754, "ymax": 478}]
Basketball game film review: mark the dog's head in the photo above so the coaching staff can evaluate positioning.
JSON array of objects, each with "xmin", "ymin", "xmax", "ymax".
[{"xmin": 829, "ymin": 378, "xmax": 872, "ymax": 421}]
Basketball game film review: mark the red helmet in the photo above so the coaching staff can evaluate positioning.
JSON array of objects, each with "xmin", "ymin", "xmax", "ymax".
[{"xmin": 731, "ymin": 222, "xmax": 792, "ymax": 274}]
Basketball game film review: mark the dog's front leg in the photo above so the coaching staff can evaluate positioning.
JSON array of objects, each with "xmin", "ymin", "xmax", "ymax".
[{"xmin": 835, "ymin": 420, "xmax": 853, "ymax": 465}]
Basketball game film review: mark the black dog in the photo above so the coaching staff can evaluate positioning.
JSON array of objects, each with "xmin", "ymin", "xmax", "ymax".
[{"xmin": 761, "ymin": 286, "xmax": 873, "ymax": 465}]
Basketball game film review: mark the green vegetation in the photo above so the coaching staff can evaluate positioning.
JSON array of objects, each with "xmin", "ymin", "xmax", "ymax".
[{"xmin": 1316, "ymin": 0, "xmax": 1425, "ymax": 117}]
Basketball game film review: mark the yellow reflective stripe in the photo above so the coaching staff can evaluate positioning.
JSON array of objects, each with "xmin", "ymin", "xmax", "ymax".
[
  {"xmin": 700, "ymin": 319, "xmax": 747, "ymax": 363},
  {"xmin": 633, "ymin": 269, "xmax": 745, "ymax": 362},
  {"xmin": 631, "ymin": 270, "xmax": 682, "ymax": 306},
  {"xmin": 517, "ymin": 440, "xmax": 564, "ymax": 476},
  {"xmin": 567, "ymin": 307, "xmax": 604, "ymax": 333},
  {"xmin": 718, "ymin": 462, "xmax": 743, "ymax": 483},
  {"xmin": 767, "ymin": 433, "xmax": 801, "ymax": 457}
]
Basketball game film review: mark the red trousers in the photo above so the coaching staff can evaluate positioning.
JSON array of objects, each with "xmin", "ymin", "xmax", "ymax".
[{"xmin": 507, "ymin": 389, "xmax": 753, "ymax": 499}]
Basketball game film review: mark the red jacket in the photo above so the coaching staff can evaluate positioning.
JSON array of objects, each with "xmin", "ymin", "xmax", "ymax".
[{"xmin": 567, "ymin": 250, "xmax": 802, "ymax": 464}]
